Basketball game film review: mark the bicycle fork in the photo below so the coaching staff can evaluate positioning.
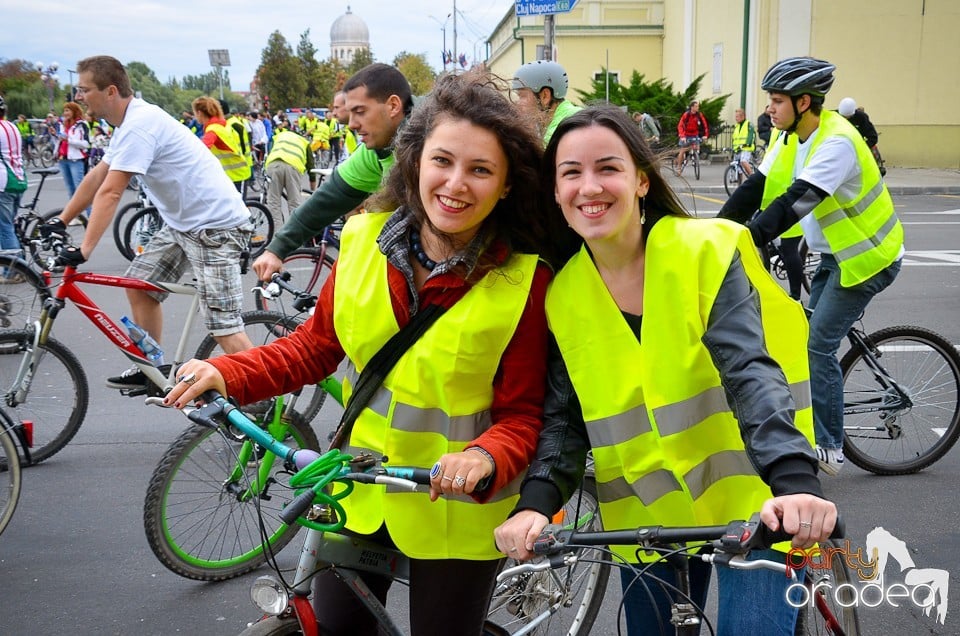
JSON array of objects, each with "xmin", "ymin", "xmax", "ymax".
[{"xmin": 7, "ymin": 322, "xmax": 45, "ymax": 407}]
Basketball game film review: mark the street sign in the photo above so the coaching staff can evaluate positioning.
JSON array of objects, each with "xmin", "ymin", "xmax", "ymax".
[{"xmin": 515, "ymin": 0, "xmax": 578, "ymax": 17}]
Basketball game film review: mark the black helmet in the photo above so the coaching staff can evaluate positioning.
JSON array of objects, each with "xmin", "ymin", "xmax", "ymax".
[{"xmin": 761, "ymin": 57, "xmax": 836, "ymax": 97}]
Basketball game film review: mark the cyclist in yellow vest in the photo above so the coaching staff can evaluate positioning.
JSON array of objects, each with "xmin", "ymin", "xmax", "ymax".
[
  {"xmin": 193, "ymin": 97, "xmax": 251, "ymax": 192},
  {"xmin": 264, "ymin": 128, "xmax": 315, "ymax": 225},
  {"xmin": 227, "ymin": 110, "xmax": 253, "ymax": 192},
  {"xmin": 718, "ymin": 57, "xmax": 903, "ymax": 476},
  {"xmin": 731, "ymin": 107, "xmax": 756, "ymax": 176},
  {"xmin": 495, "ymin": 106, "xmax": 837, "ymax": 636},
  {"xmin": 331, "ymin": 91, "xmax": 359, "ymax": 160},
  {"xmin": 166, "ymin": 72, "xmax": 567, "ymax": 636}
]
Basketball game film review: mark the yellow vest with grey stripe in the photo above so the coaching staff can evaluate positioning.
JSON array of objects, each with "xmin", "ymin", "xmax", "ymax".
[
  {"xmin": 546, "ymin": 216, "xmax": 813, "ymax": 562},
  {"xmin": 265, "ymin": 130, "xmax": 308, "ymax": 173},
  {"xmin": 333, "ymin": 212, "xmax": 538, "ymax": 560},
  {"xmin": 206, "ymin": 122, "xmax": 251, "ymax": 182},
  {"xmin": 761, "ymin": 109, "xmax": 902, "ymax": 286}
]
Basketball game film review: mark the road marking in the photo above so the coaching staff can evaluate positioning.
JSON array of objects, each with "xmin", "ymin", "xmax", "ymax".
[{"xmin": 902, "ymin": 250, "xmax": 960, "ymax": 266}]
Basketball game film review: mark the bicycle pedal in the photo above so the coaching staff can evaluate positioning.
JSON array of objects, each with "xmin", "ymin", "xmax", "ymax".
[{"xmin": 121, "ymin": 387, "xmax": 149, "ymax": 397}]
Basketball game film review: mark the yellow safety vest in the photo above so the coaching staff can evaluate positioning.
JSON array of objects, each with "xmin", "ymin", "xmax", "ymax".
[
  {"xmin": 265, "ymin": 130, "xmax": 308, "ymax": 173},
  {"xmin": 310, "ymin": 123, "xmax": 330, "ymax": 152},
  {"xmin": 333, "ymin": 212, "xmax": 538, "ymax": 560},
  {"xmin": 343, "ymin": 128, "xmax": 359, "ymax": 155},
  {"xmin": 732, "ymin": 120, "xmax": 755, "ymax": 152},
  {"xmin": 226, "ymin": 115, "xmax": 253, "ymax": 168},
  {"xmin": 546, "ymin": 216, "xmax": 813, "ymax": 562},
  {"xmin": 205, "ymin": 122, "xmax": 251, "ymax": 182},
  {"xmin": 761, "ymin": 110, "xmax": 902, "ymax": 286}
]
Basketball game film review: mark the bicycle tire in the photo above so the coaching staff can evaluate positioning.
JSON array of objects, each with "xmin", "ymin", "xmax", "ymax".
[
  {"xmin": 794, "ymin": 538, "xmax": 862, "ymax": 635},
  {"xmin": 246, "ymin": 201, "xmax": 275, "ymax": 259},
  {"xmin": 0, "ymin": 255, "xmax": 51, "ymax": 329},
  {"xmin": 143, "ymin": 409, "xmax": 320, "ymax": 581},
  {"xmin": 486, "ymin": 478, "xmax": 610, "ymax": 635},
  {"xmin": 693, "ymin": 150, "xmax": 701, "ymax": 180},
  {"xmin": 122, "ymin": 206, "xmax": 163, "ymax": 260},
  {"xmin": 723, "ymin": 164, "xmax": 739, "ymax": 197},
  {"xmin": 841, "ymin": 326, "xmax": 960, "ymax": 475},
  {"xmin": 238, "ymin": 616, "xmax": 303, "ymax": 635},
  {"xmin": 38, "ymin": 146, "xmax": 55, "ymax": 168},
  {"xmin": 0, "ymin": 330, "xmax": 89, "ymax": 463},
  {"xmin": 193, "ymin": 311, "xmax": 327, "ymax": 425},
  {"xmin": 253, "ymin": 247, "xmax": 336, "ymax": 313},
  {"xmin": 113, "ymin": 200, "xmax": 146, "ymax": 260},
  {"xmin": 0, "ymin": 415, "xmax": 23, "ymax": 537}
]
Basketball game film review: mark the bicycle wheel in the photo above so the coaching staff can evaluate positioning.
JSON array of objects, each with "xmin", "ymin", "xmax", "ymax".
[
  {"xmin": 248, "ymin": 162, "xmax": 266, "ymax": 194},
  {"xmin": 246, "ymin": 201, "xmax": 275, "ymax": 259},
  {"xmin": 38, "ymin": 146, "xmax": 55, "ymax": 168},
  {"xmin": 194, "ymin": 311, "xmax": 327, "ymax": 425},
  {"xmin": 122, "ymin": 206, "xmax": 163, "ymax": 260},
  {"xmin": 253, "ymin": 247, "xmax": 335, "ymax": 313},
  {"xmin": 112, "ymin": 200, "xmax": 145, "ymax": 260},
  {"xmin": 692, "ymin": 150, "xmax": 701, "ymax": 180},
  {"xmin": 0, "ymin": 415, "xmax": 23, "ymax": 537},
  {"xmin": 794, "ymin": 538, "xmax": 862, "ymax": 635},
  {"xmin": 841, "ymin": 326, "xmax": 960, "ymax": 475},
  {"xmin": 0, "ymin": 330, "xmax": 89, "ymax": 463},
  {"xmin": 486, "ymin": 478, "xmax": 610, "ymax": 635},
  {"xmin": 0, "ymin": 255, "xmax": 50, "ymax": 329},
  {"xmin": 143, "ymin": 409, "xmax": 320, "ymax": 581},
  {"xmin": 723, "ymin": 164, "xmax": 740, "ymax": 196}
]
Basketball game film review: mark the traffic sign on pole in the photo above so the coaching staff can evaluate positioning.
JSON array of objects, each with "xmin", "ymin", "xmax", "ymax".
[{"xmin": 515, "ymin": 0, "xmax": 578, "ymax": 17}]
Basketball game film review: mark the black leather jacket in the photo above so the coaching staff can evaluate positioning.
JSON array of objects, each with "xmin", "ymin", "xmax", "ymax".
[{"xmin": 513, "ymin": 253, "xmax": 824, "ymax": 518}]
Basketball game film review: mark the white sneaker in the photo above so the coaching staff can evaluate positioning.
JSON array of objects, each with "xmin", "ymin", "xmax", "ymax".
[{"xmin": 815, "ymin": 446, "xmax": 845, "ymax": 476}]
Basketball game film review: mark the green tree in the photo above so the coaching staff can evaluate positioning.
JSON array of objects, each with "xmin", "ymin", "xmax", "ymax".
[
  {"xmin": 393, "ymin": 52, "xmax": 436, "ymax": 95},
  {"xmin": 257, "ymin": 30, "xmax": 307, "ymax": 109},
  {"xmin": 347, "ymin": 49, "xmax": 376, "ymax": 75},
  {"xmin": 577, "ymin": 70, "xmax": 729, "ymax": 149},
  {"xmin": 0, "ymin": 58, "xmax": 53, "ymax": 117}
]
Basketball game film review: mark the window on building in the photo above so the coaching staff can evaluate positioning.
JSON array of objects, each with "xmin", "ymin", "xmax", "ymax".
[{"xmin": 594, "ymin": 71, "xmax": 620, "ymax": 85}]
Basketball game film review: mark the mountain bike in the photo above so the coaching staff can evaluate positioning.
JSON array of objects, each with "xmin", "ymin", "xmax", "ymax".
[
  {"xmin": 143, "ymin": 273, "xmax": 342, "ymax": 581},
  {"xmin": 674, "ymin": 137, "xmax": 702, "ymax": 180},
  {"xmin": 112, "ymin": 179, "xmax": 152, "ymax": 259},
  {"xmin": 765, "ymin": 237, "xmax": 819, "ymax": 297},
  {"xmin": 0, "ymin": 406, "xmax": 30, "ymax": 537},
  {"xmin": 722, "ymin": 147, "xmax": 758, "ymax": 196},
  {"xmin": 840, "ymin": 317, "xmax": 960, "ymax": 475},
  {"xmin": 498, "ymin": 513, "xmax": 856, "ymax": 635},
  {"xmin": 0, "ymin": 246, "xmax": 326, "ymax": 464}
]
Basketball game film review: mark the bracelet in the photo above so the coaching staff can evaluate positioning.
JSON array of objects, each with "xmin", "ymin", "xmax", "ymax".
[{"xmin": 466, "ymin": 446, "xmax": 496, "ymax": 473}]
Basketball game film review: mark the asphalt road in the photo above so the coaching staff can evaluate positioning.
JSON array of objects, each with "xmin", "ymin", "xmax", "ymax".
[{"xmin": 0, "ymin": 175, "xmax": 958, "ymax": 635}]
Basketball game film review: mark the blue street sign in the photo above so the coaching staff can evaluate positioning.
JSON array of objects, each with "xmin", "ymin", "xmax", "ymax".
[{"xmin": 515, "ymin": 0, "xmax": 578, "ymax": 17}]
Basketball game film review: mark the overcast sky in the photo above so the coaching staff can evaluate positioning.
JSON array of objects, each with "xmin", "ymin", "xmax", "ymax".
[{"xmin": 6, "ymin": 1, "xmax": 513, "ymax": 91}]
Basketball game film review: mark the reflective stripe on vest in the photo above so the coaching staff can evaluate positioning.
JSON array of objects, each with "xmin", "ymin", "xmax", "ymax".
[
  {"xmin": 333, "ymin": 212, "xmax": 537, "ymax": 560},
  {"xmin": 546, "ymin": 216, "xmax": 813, "ymax": 562},
  {"xmin": 265, "ymin": 130, "xmax": 308, "ymax": 172},
  {"xmin": 761, "ymin": 110, "xmax": 902, "ymax": 287},
  {"xmin": 206, "ymin": 123, "xmax": 250, "ymax": 182}
]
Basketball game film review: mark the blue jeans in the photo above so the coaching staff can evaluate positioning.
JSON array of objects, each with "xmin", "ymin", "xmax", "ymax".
[
  {"xmin": 620, "ymin": 549, "xmax": 800, "ymax": 635},
  {"xmin": 807, "ymin": 254, "xmax": 901, "ymax": 448},
  {"xmin": 59, "ymin": 159, "xmax": 90, "ymax": 216},
  {"xmin": 0, "ymin": 191, "xmax": 21, "ymax": 251}
]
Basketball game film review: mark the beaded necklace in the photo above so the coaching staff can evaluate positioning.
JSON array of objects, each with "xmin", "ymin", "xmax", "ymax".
[{"xmin": 410, "ymin": 228, "xmax": 437, "ymax": 271}]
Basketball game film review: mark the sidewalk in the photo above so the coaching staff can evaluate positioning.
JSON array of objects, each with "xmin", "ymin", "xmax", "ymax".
[{"xmin": 664, "ymin": 159, "xmax": 960, "ymax": 196}]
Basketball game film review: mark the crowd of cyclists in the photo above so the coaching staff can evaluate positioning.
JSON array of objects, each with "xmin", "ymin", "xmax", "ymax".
[{"xmin": 1, "ymin": 51, "xmax": 903, "ymax": 635}]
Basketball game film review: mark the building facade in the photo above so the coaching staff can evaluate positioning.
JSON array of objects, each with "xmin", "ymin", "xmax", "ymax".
[
  {"xmin": 486, "ymin": 0, "xmax": 959, "ymax": 168},
  {"xmin": 330, "ymin": 6, "xmax": 370, "ymax": 66}
]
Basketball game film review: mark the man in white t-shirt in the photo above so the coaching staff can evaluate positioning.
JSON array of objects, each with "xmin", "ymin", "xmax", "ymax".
[
  {"xmin": 718, "ymin": 57, "xmax": 903, "ymax": 476},
  {"xmin": 43, "ymin": 55, "xmax": 255, "ymax": 391},
  {"xmin": 247, "ymin": 111, "xmax": 268, "ymax": 163}
]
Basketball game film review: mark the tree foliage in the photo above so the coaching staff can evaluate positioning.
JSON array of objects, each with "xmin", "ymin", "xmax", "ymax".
[
  {"xmin": 0, "ymin": 59, "xmax": 55, "ymax": 117},
  {"xmin": 258, "ymin": 31, "xmax": 308, "ymax": 109},
  {"xmin": 577, "ymin": 70, "xmax": 730, "ymax": 147},
  {"xmin": 394, "ymin": 52, "xmax": 436, "ymax": 96}
]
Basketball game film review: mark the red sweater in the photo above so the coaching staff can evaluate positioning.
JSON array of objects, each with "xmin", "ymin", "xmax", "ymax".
[
  {"xmin": 210, "ymin": 252, "xmax": 552, "ymax": 499},
  {"xmin": 200, "ymin": 117, "xmax": 234, "ymax": 152}
]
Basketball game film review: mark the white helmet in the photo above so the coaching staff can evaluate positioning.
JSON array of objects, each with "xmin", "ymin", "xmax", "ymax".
[
  {"xmin": 512, "ymin": 61, "xmax": 569, "ymax": 99},
  {"xmin": 838, "ymin": 97, "xmax": 857, "ymax": 118}
]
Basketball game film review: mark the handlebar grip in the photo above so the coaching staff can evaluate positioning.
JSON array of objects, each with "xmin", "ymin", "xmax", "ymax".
[
  {"xmin": 280, "ymin": 489, "xmax": 317, "ymax": 525},
  {"xmin": 751, "ymin": 515, "xmax": 846, "ymax": 549}
]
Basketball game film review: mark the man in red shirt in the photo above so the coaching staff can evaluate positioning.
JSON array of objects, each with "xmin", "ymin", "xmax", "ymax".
[{"xmin": 674, "ymin": 99, "xmax": 710, "ymax": 172}]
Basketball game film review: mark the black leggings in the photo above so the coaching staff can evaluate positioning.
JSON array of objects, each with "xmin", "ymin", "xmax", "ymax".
[{"xmin": 312, "ymin": 525, "xmax": 503, "ymax": 636}]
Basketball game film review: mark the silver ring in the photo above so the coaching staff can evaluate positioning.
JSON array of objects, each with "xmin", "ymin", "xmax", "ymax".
[
  {"xmin": 799, "ymin": 520, "xmax": 813, "ymax": 528},
  {"xmin": 178, "ymin": 372, "xmax": 197, "ymax": 386},
  {"xmin": 509, "ymin": 547, "xmax": 519, "ymax": 552},
  {"xmin": 441, "ymin": 476, "xmax": 453, "ymax": 482},
  {"xmin": 454, "ymin": 475, "xmax": 466, "ymax": 488}
]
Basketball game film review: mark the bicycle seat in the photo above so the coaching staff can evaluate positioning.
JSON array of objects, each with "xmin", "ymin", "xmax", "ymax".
[
  {"xmin": 311, "ymin": 168, "xmax": 333, "ymax": 178},
  {"xmin": 31, "ymin": 168, "xmax": 60, "ymax": 177}
]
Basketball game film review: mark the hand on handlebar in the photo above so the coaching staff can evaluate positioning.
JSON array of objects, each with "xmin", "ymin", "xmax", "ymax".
[
  {"xmin": 39, "ymin": 217, "xmax": 68, "ymax": 239},
  {"xmin": 55, "ymin": 245, "xmax": 86, "ymax": 268},
  {"xmin": 252, "ymin": 250, "xmax": 283, "ymax": 283},
  {"xmin": 494, "ymin": 509, "xmax": 550, "ymax": 561},
  {"xmin": 162, "ymin": 359, "xmax": 228, "ymax": 409},
  {"xmin": 760, "ymin": 493, "xmax": 837, "ymax": 549},
  {"xmin": 427, "ymin": 449, "xmax": 494, "ymax": 502}
]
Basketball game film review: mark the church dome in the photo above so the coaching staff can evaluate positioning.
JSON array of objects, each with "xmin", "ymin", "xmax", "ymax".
[{"xmin": 331, "ymin": 7, "xmax": 369, "ymax": 45}]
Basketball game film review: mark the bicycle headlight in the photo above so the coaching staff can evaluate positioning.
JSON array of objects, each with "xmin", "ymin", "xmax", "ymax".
[{"xmin": 250, "ymin": 575, "xmax": 289, "ymax": 615}]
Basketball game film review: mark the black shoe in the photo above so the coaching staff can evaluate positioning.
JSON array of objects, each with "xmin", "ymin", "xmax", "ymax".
[{"xmin": 105, "ymin": 364, "xmax": 170, "ymax": 390}]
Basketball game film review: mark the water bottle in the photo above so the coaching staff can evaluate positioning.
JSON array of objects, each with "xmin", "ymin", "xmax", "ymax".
[{"xmin": 120, "ymin": 316, "xmax": 164, "ymax": 366}]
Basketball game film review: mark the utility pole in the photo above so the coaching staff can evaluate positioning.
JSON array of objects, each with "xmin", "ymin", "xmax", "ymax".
[
  {"xmin": 543, "ymin": 14, "xmax": 554, "ymax": 60},
  {"xmin": 452, "ymin": 0, "xmax": 458, "ymax": 71}
]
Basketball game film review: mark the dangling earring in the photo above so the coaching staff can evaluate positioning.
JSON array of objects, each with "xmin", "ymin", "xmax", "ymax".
[{"xmin": 640, "ymin": 197, "xmax": 646, "ymax": 225}]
